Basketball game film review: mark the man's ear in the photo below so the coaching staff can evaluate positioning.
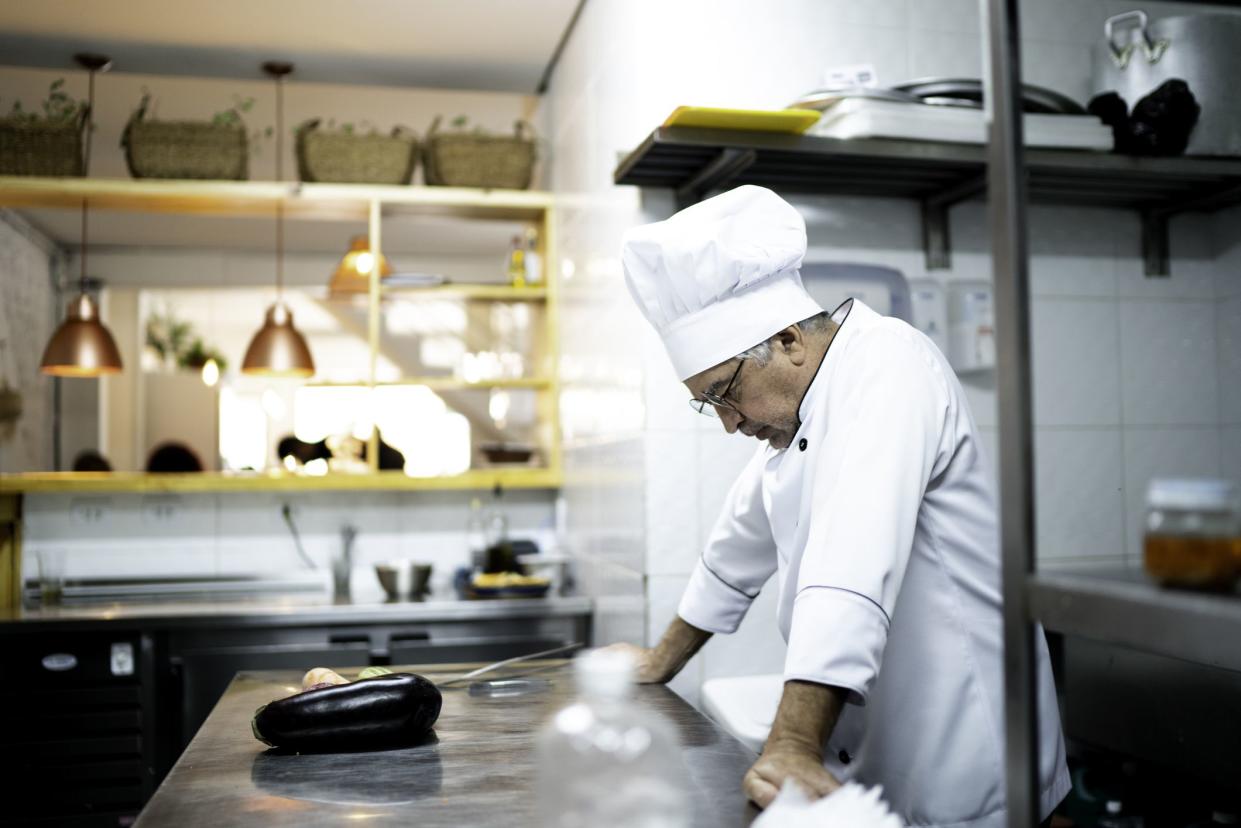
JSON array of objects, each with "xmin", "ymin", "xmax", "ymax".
[{"xmin": 775, "ymin": 325, "xmax": 808, "ymax": 366}]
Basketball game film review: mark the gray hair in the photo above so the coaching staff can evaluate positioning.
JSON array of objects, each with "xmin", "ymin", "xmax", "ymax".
[{"xmin": 735, "ymin": 311, "xmax": 833, "ymax": 366}]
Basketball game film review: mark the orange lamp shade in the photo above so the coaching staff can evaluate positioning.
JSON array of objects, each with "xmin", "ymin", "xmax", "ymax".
[
  {"xmin": 329, "ymin": 235, "xmax": 393, "ymax": 295},
  {"xmin": 40, "ymin": 293, "xmax": 123, "ymax": 377},
  {"xmin": 241, "ymin": 303, "xmax": 315, "ymax": 377}
]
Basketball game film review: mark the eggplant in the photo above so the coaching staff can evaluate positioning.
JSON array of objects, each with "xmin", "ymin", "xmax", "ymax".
[{"xmin": 252, "ymin": 673, "xmax": 441, "ymax": 751}]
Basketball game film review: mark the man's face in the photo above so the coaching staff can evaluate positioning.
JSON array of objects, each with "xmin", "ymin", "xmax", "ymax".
[{"xmin": 684, "ymin": 345, "xmax": 804, "ymax": 450}]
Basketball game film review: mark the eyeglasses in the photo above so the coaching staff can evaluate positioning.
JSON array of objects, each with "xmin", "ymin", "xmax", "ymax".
[{"xmin": 688, "ymin": 359, "xmax": 744, "ymax": 418}]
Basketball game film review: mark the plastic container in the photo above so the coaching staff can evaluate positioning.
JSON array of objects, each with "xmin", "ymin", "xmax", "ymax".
[
  {"xmin": 1143, "ymin": 478, "xmax": 1241, "ymax": 590},
  {"xmin": 535, "ymin": 650, "xmax": 690, "ymax": 828}
]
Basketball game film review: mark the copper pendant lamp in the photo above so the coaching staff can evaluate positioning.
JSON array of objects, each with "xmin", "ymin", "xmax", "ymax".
[
  {"xmin": 329, "ymin": 235, "xmax": 393, "ymax": 296},
  {"xmin": 241, "ymin": 61, "xmax": 315, "ymax": 378},
  {"xmin": 40, "ymin": 54, "xmax": 124, "ymax": 378}
]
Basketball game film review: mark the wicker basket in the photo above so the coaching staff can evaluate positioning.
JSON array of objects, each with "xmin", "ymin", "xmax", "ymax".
[
  {"xmin": 122, "ymin": 102, "xmax": 247, "ymax": 180},
  {"xmin": 0, "ymin": 107, "xmax": 87, "ymax": 176},
  {"xmin": 296, "ymin": 119, "xmax": 418, "ymax": 184},
  {"xmin": 422, "ymin": 118, "xmax": 536, "ymax": 190}
]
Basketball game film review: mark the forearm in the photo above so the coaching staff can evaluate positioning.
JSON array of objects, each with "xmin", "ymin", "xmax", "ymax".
[
  {"xmin": 649, "ymin": 615, "xmax": 712, "ymax": 681},
  {"xmin": 765, "ymin": 679, "xmax": 847, "ymax": 758}
]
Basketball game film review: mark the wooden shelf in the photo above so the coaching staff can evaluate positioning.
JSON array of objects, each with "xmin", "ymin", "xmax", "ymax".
[
  {"xmin": 0, "ymin": 468, "xmax": 562, "ymax": 495},
  {"xmin": 0, "ymin": 176, "xmax": 555, "ymax": 221},
  {"xmin": 306, "ymin": 377, "xmax": 551, "ymax": 391}
]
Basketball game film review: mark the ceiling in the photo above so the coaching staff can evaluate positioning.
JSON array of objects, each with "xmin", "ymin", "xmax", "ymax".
[{"xmin": 0, "ymin": 0, "xmax": 580, "ymax": 93}]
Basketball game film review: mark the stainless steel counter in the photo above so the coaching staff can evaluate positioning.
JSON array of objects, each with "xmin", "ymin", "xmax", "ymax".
[
  {"xmin": 134, "ymin": 665, "xmax": 761, "ymax": 828},
  {"xmin": 0, "ymin": 595, "xmax": 593, "ymax": 631}
]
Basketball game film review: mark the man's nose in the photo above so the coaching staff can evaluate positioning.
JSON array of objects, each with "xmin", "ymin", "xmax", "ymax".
[{"xmin": 719, "ymin": 408, "xmax": 742, "ymax": 434}]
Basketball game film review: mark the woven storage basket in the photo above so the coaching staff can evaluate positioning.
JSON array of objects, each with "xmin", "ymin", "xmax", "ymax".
[
  {"xmin": 296, "ymin": 119, "xmax": 418, "ymax": 184},
  {"xmin": 422, "ymin": 118, "xmax": 536, "ymax": 190},
  {"xmin": 122, "ymin": 102, "xmax": 247, "ymax": 180},
  {"xmin": 0, "ymin": 107, "xmax": 87, "ymax": 176}
]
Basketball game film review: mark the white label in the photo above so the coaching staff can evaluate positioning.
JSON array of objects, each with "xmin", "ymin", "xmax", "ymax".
[
  {"xmin": 42, "ymin": 653, "xmax": 78, "ymax": 672},
  {"xmin": 823, "ymin": 63, "xmax": 879, "ymax": 89},
  {"xmin": 110, "ymin": 642, "xmax": 135, "ymax": 676}
]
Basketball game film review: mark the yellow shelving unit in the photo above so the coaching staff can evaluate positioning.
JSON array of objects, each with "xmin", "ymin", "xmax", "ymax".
[
  {"xmin": 307, "ymin": 377, "xmax": 552, "ymax": 391},
  {"xmin": 0, "ymin": 468, "xmax": 561, "ymax": 495},
  {"xmin": 0, "ymin": 176, "xmax": 563, "ymax": 496}
]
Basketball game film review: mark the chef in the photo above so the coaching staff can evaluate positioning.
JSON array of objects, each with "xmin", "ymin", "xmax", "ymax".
[{"xmin": 608, "ymin": 185, "xmax": 1070, "ymax": 827}]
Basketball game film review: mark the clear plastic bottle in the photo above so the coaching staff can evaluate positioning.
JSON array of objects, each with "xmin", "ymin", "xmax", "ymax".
[
  {"xmin": 466, "ymin": 497, "xmax": 487, "ymax": 571},
  {"xmin": 536, "ymin": 650, "xmax": 690, "ymax": 828}
]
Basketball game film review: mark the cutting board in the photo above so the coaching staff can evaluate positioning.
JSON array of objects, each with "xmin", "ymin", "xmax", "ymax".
[{"xmin": 663, "ymin": 106, "xmax": 821, "ymax": 133}]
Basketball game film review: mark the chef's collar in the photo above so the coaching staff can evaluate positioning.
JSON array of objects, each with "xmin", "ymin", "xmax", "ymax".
[{"xmin": 796, "ymin": 298, "xmax": 863, "ymax": 426}]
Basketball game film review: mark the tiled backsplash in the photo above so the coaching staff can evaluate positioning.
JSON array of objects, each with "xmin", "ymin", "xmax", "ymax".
[{"xmin": 22, "ymin": 490, "xmax": 558, "ymax": 603}]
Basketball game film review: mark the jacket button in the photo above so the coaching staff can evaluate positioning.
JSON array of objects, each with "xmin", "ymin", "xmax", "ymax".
[
  {"xmin": 798, "ymin": 438, "xmax": 808, "ymax": 451},
  {"xmin": 838, "ymin": 749, "xmax": 851, "ymax": 765}
]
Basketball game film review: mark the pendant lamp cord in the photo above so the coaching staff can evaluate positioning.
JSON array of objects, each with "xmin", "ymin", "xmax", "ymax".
[
  {"xmin": 80, "ymin": 200, "xmax": 88, "ymax": 293},
  {"xmin": 275, "ymin": 72, "xmax": 284, "ymax": 301},
  {"xmin": 81, "ymin": 64, "xmax": 97, "ymax": 295}
]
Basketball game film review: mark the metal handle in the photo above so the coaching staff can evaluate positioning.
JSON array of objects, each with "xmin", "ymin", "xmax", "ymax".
[{"xmin": 1104, "ymin": 10, "xmax": 1170, "ymax": 69}]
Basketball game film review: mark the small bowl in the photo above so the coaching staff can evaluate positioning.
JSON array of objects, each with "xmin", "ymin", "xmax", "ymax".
[{"xmin": 374, "ymin": 564, "xmax": 400, "ymax": 601}]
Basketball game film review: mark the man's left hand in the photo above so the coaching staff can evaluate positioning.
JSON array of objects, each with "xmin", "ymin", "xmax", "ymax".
[{"xmin": 743, "ymin": 742, "xmax": 841, "ymax": 808}]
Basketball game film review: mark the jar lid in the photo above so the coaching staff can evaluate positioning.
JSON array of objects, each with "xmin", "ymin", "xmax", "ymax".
[{"xmin": 1146, "ymin": 478, "xmax": 1239, "ymax": 513}]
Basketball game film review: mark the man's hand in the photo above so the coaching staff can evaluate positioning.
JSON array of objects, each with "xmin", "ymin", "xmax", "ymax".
[
  {"xmin": 744, "ymin": 742, "xmax": 841, "ymax": 808},
  {"xmin": 595, "ymin": 642, "xmax": 669, "ymax": 684},
  {"xmin": 595, "ymin": 616, "xmax": 713, "ymax": 684},
  {"xmin": 743, "ymin": 680, "xmax": 849, "ymax": 809}
]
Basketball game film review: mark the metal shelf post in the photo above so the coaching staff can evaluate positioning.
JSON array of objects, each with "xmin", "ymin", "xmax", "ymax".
[{"xmin": 987, "ymin": 0, "xmax": 1040, "ymax": 825}]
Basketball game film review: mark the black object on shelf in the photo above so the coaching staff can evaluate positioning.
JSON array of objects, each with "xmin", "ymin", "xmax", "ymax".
[
  {"xmin": 1089, "ymin": 80, "xmax": 1202, "ymax": 158},
  {"xmin": 613, "ymin": 126, "xmax": 1241, "ymax": 276}
]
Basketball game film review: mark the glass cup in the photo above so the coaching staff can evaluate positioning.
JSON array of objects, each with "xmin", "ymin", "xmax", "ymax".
[{"xmin": 37, "ymin": 548, "xmax": 66, "ymax": 606}]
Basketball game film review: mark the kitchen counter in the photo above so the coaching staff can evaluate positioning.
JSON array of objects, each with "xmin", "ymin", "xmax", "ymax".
[
  {"xmin": 0, "ymin": 594, "xmax": 593, "ymax": 631},
  {"xmin": 134, "ymin": 664, "xmax": 761, "ymax": 827}
]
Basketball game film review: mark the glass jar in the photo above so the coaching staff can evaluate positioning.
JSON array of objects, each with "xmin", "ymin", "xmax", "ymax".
[{"xmin": 1144, "ymin": 478, "xmax": 1241, "ymax": 591}]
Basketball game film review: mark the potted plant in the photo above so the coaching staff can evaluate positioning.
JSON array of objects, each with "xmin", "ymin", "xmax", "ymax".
[
  {"xmin": 0, "ymin": 79, "xmax": 90, "ymax": 176},
  {"xmin": 122, "ymin": 92, "xmax": 271, "ymax": 180},
  {"xmin": 422, "ymin": 115, "xmax": 536, "ymax": 190},
  {"xmin": 295, "ymin": 118, "xmax": 418, "ymax": 184}
]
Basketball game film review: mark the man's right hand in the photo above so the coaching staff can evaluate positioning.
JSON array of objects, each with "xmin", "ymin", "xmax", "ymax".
[
  {"xmin": 594, "ymin": 616, "xmax": 714, "ymax": 685},
  {"xmin": 595, "ymin": 642, "xmax": 670, "ymax": 684}
]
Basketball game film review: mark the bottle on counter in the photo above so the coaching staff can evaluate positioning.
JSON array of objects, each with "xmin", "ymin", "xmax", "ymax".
[
  {"xmin": 466, "ymin": 497, "xmax": 487, "ymax": 572},
  {"xmin": 536, "ymin": 649, "xmax": 690, "ymax": 828},
  {"xmin": 523, "ymin": 227, "xmax": 543, "ymax": 285},
  {"xmin": 507, "ymin": 235, "xmax": 526, "ymax": 288}
]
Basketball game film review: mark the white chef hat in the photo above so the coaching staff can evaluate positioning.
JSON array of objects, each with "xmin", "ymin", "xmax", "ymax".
[{"xmin": 621, "ymin": 185, "xmax": 822, "ymax": 381}]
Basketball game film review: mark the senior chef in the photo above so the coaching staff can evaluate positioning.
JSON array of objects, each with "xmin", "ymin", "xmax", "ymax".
[{"xmin": 606, "ymin": 186, "xmax": 1070, "ymax": 827}]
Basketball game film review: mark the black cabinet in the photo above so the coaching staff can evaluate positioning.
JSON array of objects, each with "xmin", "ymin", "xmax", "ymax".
[{"xmin": 0, "ymin": 632, "xmax": 160, "ymax": 827}]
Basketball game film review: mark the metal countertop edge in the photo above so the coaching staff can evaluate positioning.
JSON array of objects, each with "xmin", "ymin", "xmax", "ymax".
[{"xmin": 0, "ymin": 596, "xmax": 595, "ymax": 631}]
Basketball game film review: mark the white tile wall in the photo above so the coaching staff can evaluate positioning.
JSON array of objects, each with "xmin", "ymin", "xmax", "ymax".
[
  {"xmin": 644, "ymin": 430, "xmax": 700, "ymax": 576},
  {"xmin": 22, "ymin": 489, "xmax": 556, "ymax": 601},
  {"xmin": 908, "ymin": 31, "xmax": 983, "ymax": 79},
  {"xmin": 1222, "ymin": 427, "xmax": 1241, "ymax": 480},
  {"xmin": 1120, "ymin": 301, "xmax": 1220, "ymax": 427},
  {"xmin": 1032, "ymin": 299, "xmax": 1122, "ymax": 426},
  {"xmin": 1034, "ymin": 428, "xmax": 1125, "ymax": 562},
  {"xmin": 1218, "ymin": 297, "xmax": 1241, "ymax": 424}
]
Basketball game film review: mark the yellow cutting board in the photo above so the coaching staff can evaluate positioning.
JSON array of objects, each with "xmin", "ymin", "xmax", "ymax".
[{"xmin": 662, "ymin": 106, "xmax": 821, "ymax": 133}]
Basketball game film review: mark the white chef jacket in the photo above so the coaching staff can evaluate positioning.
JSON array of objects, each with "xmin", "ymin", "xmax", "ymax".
[{"xmin": 678, "ymin": 299, "xmax": 1070, "ymax": 828}]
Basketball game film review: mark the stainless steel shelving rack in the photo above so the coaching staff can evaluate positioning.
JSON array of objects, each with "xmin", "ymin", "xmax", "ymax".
[
  {"xmin": 988, "ymin": 1, "xmax": 1240, "ymax": 824},
  {"xmin": 614, "ymin": 121, "xmax": 1241, "ymax": 277}
]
